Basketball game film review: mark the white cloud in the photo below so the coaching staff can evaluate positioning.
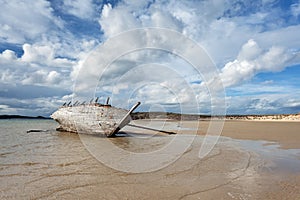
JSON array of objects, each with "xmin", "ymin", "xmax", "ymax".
[
  {"xmin": 150, "ymin": 11, "xmax": 182, "ymax": 31},
  {"xmin": 224, "ymin": 80, "xmax": 300, "ymax": 114},
  {"xmin": 0, "ymin": 50, "xmax": 17, "ymax": 60},
  {"xmin": 92, "ymin": 0, "xmax": 300, "ymax": 114},
  {"xmin": 1, "ymin": 0, "xmax": 300, "ymax": 115},
  {"xmin": 62, "ymin": 0, "xmax": 96, "ymax": 19},
  {"xmin": 0, "ymin": 43, "xmax": 75, "ymax": 88},
  {"xmin": 0, "ymin": 0, "xmax": 63, "ymax": 43},
  {"xmin": 96, "ymin": 0, "xmax": 300, "ymax": 70},
  {"xmin": 21, "ymin": 43, "xmax": 54, "ymax": 63},
  {"xmin": 226, "ymin": 92, "xmax": 300, "ymax": 114},
  {"xmin": 99, "ymin": 3, "xmax": 141, "ymax": 38},
  {"xmin": 20, "ymin": 43, "xmax": 76, "ymax": 68},
  {"xmin": 101, "ymin": 3, "xmax": 112, "ymax": 18},
  {"xmin": 237, "ymin": 39, "xmax": 262, "ymax": 60},
  {"xmin": 255, "ymin": 25, "xmax": 300, "ymax": 50},
  {"xmin": 21, "ymin": 69, "xmax": 62, "ymax": 85},
  {"xmin": 220, "ymin": 39, "xmax": 296, "ymax": 87},
  {"xmin": 0, "ymin": 104, "xmax": 18, "ymax": 115}
]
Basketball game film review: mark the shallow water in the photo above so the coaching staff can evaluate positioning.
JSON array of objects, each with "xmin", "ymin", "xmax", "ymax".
[
  {"xmin": 0, "ymin": 119, "xmax": 300, "ymax": 199},
  {"xmin": 238, "ymin": 139, "xmax": 300, "ymax": 173}
]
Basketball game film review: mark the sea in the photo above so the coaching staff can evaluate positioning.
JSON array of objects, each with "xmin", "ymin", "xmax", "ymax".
[{"xmin": 0, "ymin": 119, "xmax": 92, "ymax": 199}]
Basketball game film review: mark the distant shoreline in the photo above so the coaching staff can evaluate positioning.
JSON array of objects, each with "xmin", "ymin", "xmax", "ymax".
[
  {"xmin": 1, "ymin": 112, "xmax": 299, "ymax": 121},
  {"xmin": 131, "ymin": 112, "xmax": 300, "ymax": 121},
  {"xmin": 0, "ymin": 115, "xmax": 51, "ymax": 120}
]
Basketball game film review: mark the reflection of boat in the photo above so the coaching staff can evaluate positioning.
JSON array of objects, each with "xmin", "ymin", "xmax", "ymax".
[{"xmin": 51, "ymin": 98, "xmax": 140, "ymax": 137}]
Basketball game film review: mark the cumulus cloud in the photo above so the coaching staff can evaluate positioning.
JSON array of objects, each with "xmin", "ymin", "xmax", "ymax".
[
  {"xmin": 22, "ymin": 44, "xmax": 54, "ymax": 63},
  {"xmin": 0, "ymin": 0, "xmax": 63, "ymax": 43},
  {"xmin": 0, "ymin": 50, "xmax": 17, "ymax": 60},
  {"xmin": 1, "ymin": 0, "xmax": 300, "ymax": 115},
  {"xmin": 99, "ymin": 3, "xmax": 141, "ymax": 37},
  {"xmin": 220, "ymin": 39, "xmax": 296, "ymax": 87},
  {"xmin": 97, "ymin": 0, "xmax": 300, "ymax": 69},
  {"xmin": 20, "ymin": 43, "xmax": 75, "ymax": 68},
  {"xmin": 98, "ymin": 0, "xmax": 226, "ymax": 39},
  {"xmin": 21, "ymin": 70, "xmax": 63, "ymax": 85},
  {"xmin": 0, "ymin": 43, "xmax": 75, "ymax": 89},
  {"xmin": 90, "ymin": 0, "xmax": 300, "ymax": 114}
]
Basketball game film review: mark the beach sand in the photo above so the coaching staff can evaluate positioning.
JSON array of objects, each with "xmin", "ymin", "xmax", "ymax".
[
  {"xmin": 1, "ymin": 119, "xmax": 300, "ymax": 199},
  {"xmin": 129, "ymin": 119, "xmax": 300, "ymax": 149},
  {"xmin": 195, "ymin": 120, "xmax": 300, "ymax": 149}
]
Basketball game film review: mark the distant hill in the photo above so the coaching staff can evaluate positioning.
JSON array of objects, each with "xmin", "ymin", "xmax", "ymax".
[{"xmin": 0, "ymin": 115, "xmax": 51, "ymax": 119}]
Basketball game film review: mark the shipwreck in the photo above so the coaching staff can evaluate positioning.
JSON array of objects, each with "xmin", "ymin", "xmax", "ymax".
[{"xmin": 51, "ymin": 97, "xmax": 140, "ymax": 137}]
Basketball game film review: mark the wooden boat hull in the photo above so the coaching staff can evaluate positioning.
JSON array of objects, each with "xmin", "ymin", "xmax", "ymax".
[{"xmin": 51, "ymin": 102, "xmax": 140, "ymax": 137}]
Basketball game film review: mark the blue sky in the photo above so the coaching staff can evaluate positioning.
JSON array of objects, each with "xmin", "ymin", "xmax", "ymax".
[{"xmin": 0, "ymin": 0, "xmax": 300, "ymax": 116}]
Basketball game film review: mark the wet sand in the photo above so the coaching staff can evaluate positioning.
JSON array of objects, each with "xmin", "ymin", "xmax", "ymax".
[{"xmin": 1, "ymin": 119, "xmax": 300, "ymax": 199}]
